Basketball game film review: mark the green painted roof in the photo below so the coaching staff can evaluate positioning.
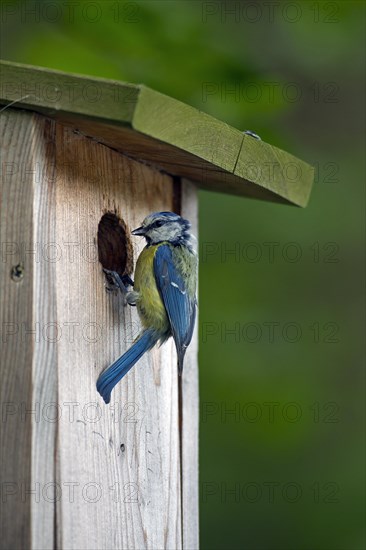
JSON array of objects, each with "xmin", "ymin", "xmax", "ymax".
[{"xmin": 0, "ymin": 60, "xmax": 314, "ymax": 206}]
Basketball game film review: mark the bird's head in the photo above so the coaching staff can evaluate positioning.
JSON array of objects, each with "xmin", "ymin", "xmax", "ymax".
[{"xmin": 132, "ymin": 212, "xmax": 193, "ymax": 247}]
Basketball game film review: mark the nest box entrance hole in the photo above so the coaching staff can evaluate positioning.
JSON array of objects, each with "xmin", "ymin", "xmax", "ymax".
[{"xmin": 97, "ymin": 212, "xmax": 133, "ymax": 285}]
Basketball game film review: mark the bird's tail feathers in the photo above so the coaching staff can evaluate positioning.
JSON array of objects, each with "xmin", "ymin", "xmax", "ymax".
[
  {"xmin": 97, "ymin": 329, "xmax": 159, "ymax": 404},
  {"xmin": 177, "ymin": 346, "xmax": 188, "ymax": 376}
]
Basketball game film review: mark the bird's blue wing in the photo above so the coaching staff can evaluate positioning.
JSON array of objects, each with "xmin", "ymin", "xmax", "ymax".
[{"xmin": 154, "ymin": 244, "xmax": 196, "ymax": 373}]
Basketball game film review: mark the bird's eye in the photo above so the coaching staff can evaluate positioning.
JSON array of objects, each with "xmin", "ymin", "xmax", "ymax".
[{"xmin": 155, "ymin": 220, "xmax": 164, "ymax": 228}]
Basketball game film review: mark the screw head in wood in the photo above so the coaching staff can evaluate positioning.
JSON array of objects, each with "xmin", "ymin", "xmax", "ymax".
[{"xmin": 11, "ymin": 263, "xmax": 24, "ymax": 282}]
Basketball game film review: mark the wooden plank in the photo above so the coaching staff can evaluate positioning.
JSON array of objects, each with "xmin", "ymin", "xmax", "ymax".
[
  {"xmin": 0, "ymin": 110, "xmax": 34, "ymax": 550},
  {"xmin": 0, "ymin": 60, "xmax": 314, "ymax": 206},
  {"xmin": 53, "ymin": 122, "xmax": 182, "ymax": 549},
  {"xmin": 235, "ymin": 133, "xmax": 314, "ymax": 207},
  {"xmin": 0, "ymin": 109, "xmax": 33, "ymax": 550},
  {"xmin": 0, "ymin": 59, "xmax": 138, "ymax": 124},
  {"xmin": 133, "ymin": 86, "xmax": 242, "ymax": 173},
  {"xmin": 30, "ymin": 114, "xmax": 58, "ymax": 550},
  {"xmin": 1, "ymin": 109, "xmax": 59, "ymax": 550},
  {"xmin": 180, "ymin": 180, "xmax": 199, "ymax": 550}
]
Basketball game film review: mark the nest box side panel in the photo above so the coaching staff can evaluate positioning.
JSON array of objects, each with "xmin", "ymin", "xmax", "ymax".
[{"xmin": 180, "ymin": 180, "xmax": 199, "ymax": 550}]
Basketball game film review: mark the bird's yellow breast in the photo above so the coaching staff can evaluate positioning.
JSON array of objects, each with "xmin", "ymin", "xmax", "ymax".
[{"xmin": 134, "ymin": 244, "xmax": 169, "ymax": 333}]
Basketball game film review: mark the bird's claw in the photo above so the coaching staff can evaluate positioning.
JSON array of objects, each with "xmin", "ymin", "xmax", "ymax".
[{"xmin": 103, "ymin": 269, "xmax": 134, "ymax": 296}]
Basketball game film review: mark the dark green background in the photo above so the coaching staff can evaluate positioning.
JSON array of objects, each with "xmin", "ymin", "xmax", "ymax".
[{"xmin": 1, "ymin": 1, "xmax": 364, "ymax": 548}]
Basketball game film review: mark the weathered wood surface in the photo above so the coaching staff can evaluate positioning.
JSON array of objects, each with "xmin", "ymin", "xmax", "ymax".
[
  {"xmin": 1, "ymin": 109, "xmax": 36, "ymax": 550},
  {"xmin": 0, "ymin": 60, "xmax": 314, "ymax": 206},
  {"xmin": 180, "ymin": 180, "xmax": 199, "ymax": 550},
  {"xmin": 1, "ymin": 108, "xmax": 198, "ymax": 549}
]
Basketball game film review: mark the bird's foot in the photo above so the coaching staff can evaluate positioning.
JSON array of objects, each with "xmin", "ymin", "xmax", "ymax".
[{"xmin": 103, "ymin": 269, "xmax": 134, "ymax": 299}]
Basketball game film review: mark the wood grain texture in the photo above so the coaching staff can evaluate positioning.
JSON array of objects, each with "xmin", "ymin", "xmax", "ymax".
[
  {"xmin": 180, "ymin": 180, "xmax": 199, "ymax": 550},
  {"xmin": 53, "ymin": 123, "xmax": 182, "ymax": 549},
  {"xmin": 31, "ymin": 115, "xmax": 58, "ymax": 550},
  {"xmin": 133, "ymin": 86, "xmax": 242, "ymax": 173},
  {"xmin": 0, "ymin": 60, "xmax": 314, "ymax": 206},
  {"xmin": 1, "ymin": 110, "xmax": 199, "ymax": 549},
  {"xmin": 0, "ymin": 59, "xmax": 138, "ymax": 123},
  {"xmin": 1, "ymin": 110, "xmax": 59, "ymax": 550},
  {"xmin": 1, "ymin": 109, "xmax": 35, "ymax": 550},
  {"xmin": 234, "ymin": 134, "xmax": 314, "ymax": 207}
]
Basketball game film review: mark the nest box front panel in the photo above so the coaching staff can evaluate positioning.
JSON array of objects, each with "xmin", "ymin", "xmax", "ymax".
[
  {"xmin": 53, "ymin": 123, "xmax": 182, "ymax": 550},
  {"xmin": 1, "ymin": 109, "xmax": 185, "ymax": 550}
]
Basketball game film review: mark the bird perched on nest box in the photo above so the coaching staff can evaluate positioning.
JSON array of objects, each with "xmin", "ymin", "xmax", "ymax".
[{"xmin": 97, "ymin": 211, "xmax": 197, "ymax": 404}]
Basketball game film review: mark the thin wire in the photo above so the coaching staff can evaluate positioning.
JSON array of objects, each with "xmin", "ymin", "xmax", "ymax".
[{"xmin": 0, "ymin": 95, "xmax": 30, "ymax": 113}]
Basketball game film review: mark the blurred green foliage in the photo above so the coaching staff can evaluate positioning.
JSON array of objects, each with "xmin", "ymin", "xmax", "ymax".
[{"xmin": 1, "ymin": 1, "xmax": 364, "ymax": 548}]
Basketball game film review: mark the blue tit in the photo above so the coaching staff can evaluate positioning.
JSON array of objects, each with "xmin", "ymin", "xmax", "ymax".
[{"xmin": 97, "ymin": 211, "xmax": 197, "ymax": 404}]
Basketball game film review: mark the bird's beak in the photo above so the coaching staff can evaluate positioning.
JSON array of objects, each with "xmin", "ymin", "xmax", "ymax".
[{"xmin": 131, "ymin": 226, "xmax": 146, "ymax": 236}]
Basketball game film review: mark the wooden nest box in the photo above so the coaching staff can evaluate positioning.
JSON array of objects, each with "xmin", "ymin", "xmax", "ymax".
[{"xmin": 0, "ymin": 60, "xmax": 314, "ymax": 550}]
